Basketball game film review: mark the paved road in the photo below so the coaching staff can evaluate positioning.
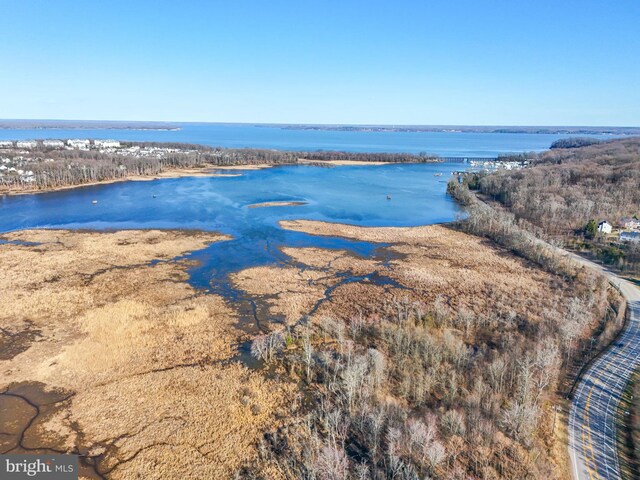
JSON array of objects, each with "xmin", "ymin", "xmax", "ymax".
[{"xmin": 568, "ymin": 253, "xmax": 640, "ymax": 480}]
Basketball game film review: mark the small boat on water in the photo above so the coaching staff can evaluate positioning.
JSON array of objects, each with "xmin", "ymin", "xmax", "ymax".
[
  {"xmin": 434, "ymin": 173, "xmax": 442, "ymax": 177},
  {"xmin": 91, "ymin": 200, "xmax": 98, "ymax": 204},
  {"xmin": 386, "ymin": 195, "xmax": 392, "ymax": 200}
]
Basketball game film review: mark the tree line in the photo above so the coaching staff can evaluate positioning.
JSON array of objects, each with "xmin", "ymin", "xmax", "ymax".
[{"xmin": 0, "ymin": 142, "xmax": 440, "ymax": 192}]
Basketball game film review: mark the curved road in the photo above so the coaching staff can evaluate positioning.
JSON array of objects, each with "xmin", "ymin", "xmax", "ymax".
[{"xmin": 568, "ymin": 253, "xmax": 640, "ymax": 480}]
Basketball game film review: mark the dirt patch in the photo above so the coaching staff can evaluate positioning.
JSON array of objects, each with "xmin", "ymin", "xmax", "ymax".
[{"xmin": 0, "ymin": 322, "xmax": 42, "ymax": 361}]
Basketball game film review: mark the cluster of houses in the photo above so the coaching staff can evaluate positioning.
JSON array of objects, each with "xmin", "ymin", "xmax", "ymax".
[
  {"xmin": 0, "ymin": 157, "xmax": 35, "ymax": 182},
  {"xmin": 0, "ymin": 139, "xmax": 195, "ymax": 160},
  {"xmin": 469, "ymin": 158, "xmax": 528, "ymax": 171},
  {"xmin": 0, "ymin": 140, "xmax": 204, "ymax": 186},
  {"xmin": 598, "ymin": 219, "xmax": 640, "ymax": 243},
  {"xmin": 0, "ymin": 139, "xmax": 122, "ymax": 151}
]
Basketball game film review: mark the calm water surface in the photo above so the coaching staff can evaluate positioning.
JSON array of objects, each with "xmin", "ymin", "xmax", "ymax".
[
  {"xmin": 0, "ymin": 123, "xmax": 621, "ymax": 155},
  {"xmin": 0, "ymin": 163, "xmax": 462, "ymax": 314}
]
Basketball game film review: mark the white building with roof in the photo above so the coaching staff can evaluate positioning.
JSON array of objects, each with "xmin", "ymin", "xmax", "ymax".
[
  {"xmin": 94, "ymin": 139, "xmax": 120, "ymax": 148},
  {"xmin": 43, "ymin": 139, "xmax": 64, "ymax": 148},
  {"xmin": 67, "ymin": 139, "xmax": 90, "ymax": 149},
  {"xmin": 0, "ymin": 141, "xmax": 13, "ymax": 148},
  {"xmin": 16, "ymin": 140, "xmax": 37, "ymax": 149},
  {"xmin": 597, "ymin": 221, "xmax": 612, "ymax": 234}
]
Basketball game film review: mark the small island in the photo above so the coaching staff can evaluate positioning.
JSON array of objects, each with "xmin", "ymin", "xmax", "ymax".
[{"xmin": 247, "ymin": 200, "xmax": 308, "ymax": 208}]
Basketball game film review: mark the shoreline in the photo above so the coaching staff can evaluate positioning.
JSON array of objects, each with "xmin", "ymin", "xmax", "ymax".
[
  {"xmin": 213, "ymin": 164, "xmax": 274, "ymax": 170},
  {"xmin": 297, "ymin": 158, "xmax": 390, "ymax": 166},
  {"xmin": 0, "ymin": 159, "xmax": 405, "ymax": 197},
  {"xmin": 0, "ymin": 166, "xmax": 244, "ymax": 196}
]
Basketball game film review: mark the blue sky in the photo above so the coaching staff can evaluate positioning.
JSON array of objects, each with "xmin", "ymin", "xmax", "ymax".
[{"xmin": 1, "ymin": 0, "xmax": 639, "ymax": 125}]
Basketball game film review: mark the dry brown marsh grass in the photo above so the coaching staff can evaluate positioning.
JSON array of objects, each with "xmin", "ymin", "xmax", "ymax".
[
  {"xmin": 238, "ymin": 220, "xmax": 563, "ymax": 324},
  {"xmin": 0, "ymin": 229, "xmax": 293, "ymax": 479}
]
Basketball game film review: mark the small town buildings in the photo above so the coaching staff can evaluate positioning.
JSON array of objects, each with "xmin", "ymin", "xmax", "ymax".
[
  {"xmin": 94, "ymin": 139, "xmax": 121, "ymax": 148},
  {"xmin": 0, "ymin": 141, "xmax": 13, "ymax": 148},
  {"xmin": 43, "ymin": 139, "xmax": 64, "ymax": 148},
  {"xmin": 67, "ymin": 139, "xmax": 90, "ymax": 149},
  {"xmin": 597, "ymin": 221, "xmax": 612, "ymax": 234},
  {"xmin": 16, "ymin": 140, "xmax": 37, "ymax": 149},
  {"xmin": 619, "ymin": 218, "xmax": 640, "ymax": 230},
  {"xmin": 620, "ymin": 231, "xmax": 640, "ymax": 243}
]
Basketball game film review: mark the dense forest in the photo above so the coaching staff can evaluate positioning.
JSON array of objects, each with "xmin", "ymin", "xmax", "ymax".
[
  {"xmin": 0, "ymin": 142, "xmax": 439, "ymax": 193},
  {"xmin": 470, "ymin": 137, "xmax": 640, "ymax": 273},
  {"xmin": 549, "ymin": 137, "xmax": 602, "ymax": 149}
]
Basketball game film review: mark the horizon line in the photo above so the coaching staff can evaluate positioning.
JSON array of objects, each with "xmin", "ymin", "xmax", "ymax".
[{"xmin": 1, "ymin": 118, "xmax": 639, "ymax": 129}]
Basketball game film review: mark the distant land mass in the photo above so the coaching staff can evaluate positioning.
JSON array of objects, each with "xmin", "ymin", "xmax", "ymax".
[
  {"xmin": 1, "ymin": 120, "xmax": 639, "ymax": 135},
  {"xmin": 268, "ymin": 124, "xmax": 640, "ymax": 135},
  {"xmin": 0, "ymin": 119, "xmax": 180, "ymax": 131}
]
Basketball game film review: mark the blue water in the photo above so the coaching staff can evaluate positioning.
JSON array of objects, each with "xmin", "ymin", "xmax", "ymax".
[
  {"xmin": 0, "ymin": 123, "xmax": 621, "ymax": 155},
  {"xmin": 0, "ymin": 163, "xmax": 460, "ymax": 232},
  {"xmin": 0, "ymin": 163, "xmax": 462, "ymax": 328}
]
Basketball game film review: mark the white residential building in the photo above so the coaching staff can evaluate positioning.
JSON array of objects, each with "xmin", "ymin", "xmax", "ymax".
[
  {"xmin": 94, "ymin": 139, "xmax": 121, "ymax": 148},
  {"xmin": 43, "ymin": 139, "xmax": 64, "ymax": 148},
  {"xmin": 16, "ymin": 140, "xmax": 37, "ymax": 149},
  {"xmin": 0, "ymin": 141, "xmax": 13, "ymax": 148},
  {"xmin": 67, "ymin": 139, "xmax": 90, "ymax": 149},
  {"xmin": 597, "ymin": 221, "xmax": 612, "ymax": 234}
]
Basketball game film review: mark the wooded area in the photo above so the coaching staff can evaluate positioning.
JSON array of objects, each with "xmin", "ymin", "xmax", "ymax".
[
  {"xmin": 469, "ymin": 137, "xmax": 640, "ymax": 274},
  {"xmin": 0, "ymin": 142, "xmax": 439, "ymax": 193}
]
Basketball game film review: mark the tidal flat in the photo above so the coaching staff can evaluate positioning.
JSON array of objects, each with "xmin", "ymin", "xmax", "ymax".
[{"xmin": 0, "ymin": 229, "xmax": 293, "ymax": 479}]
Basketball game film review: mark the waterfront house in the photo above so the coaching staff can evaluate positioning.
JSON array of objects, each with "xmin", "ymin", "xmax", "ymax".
[
  {"xmin": 43, "ymin": 139, "xmax": 64, "ymax": 148},
  {"xmin": 0, "ymin": 141, "xmax": 13, "ymax": 148},
  {"xmin": 620, "ymin": 231, "xmax": 640, "ymax": 243},
  {"xmin": 619, "ymin": 218, "xmax": 640, "ymax": 230},
  {"xmin": 597, "ymin": 221, "xmax": 612, "ymax": 234}
]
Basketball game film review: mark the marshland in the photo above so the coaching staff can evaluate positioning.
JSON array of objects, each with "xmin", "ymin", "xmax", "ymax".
[{"xmin": 0, "ymin": 142, "xmax": 630, "ymax": 479}]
